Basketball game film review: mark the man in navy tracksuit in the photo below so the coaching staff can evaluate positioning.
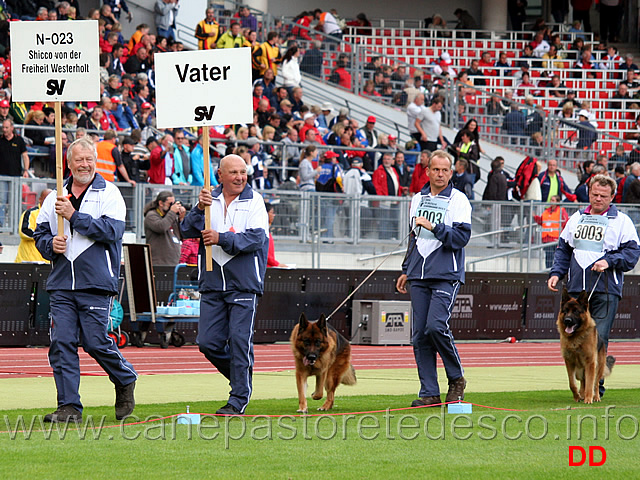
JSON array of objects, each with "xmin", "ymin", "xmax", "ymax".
[
  {"xmin": 34, "ymin": 137, "xmax": 137, "ymax": 423},
  {"xmin": 548, "ymin": 174, "xmax": 640, "ymax": 398},
  {"xmin": 181, "ymin": 154, "xmax": 269, "ymax": 415},
  {"xmin": 397, "ymin": 150, "xmax": 472, "ymax": 407}
]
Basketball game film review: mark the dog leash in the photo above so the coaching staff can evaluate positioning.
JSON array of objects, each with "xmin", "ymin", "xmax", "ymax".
[
  {"xmin": 588, "ymin": 271, "xmax": 603, "ymax": 302},
  {"xmin": 325, "ymin": 227, "xmax": 419, "ymax": 323}
]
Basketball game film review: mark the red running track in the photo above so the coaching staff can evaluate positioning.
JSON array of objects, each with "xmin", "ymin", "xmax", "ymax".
[{"xmin": 1, "ymin": 342, "xmax": 639, "ymax": 379}]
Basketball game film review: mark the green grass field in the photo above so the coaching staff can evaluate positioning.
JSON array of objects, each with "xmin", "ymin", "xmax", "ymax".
[{"xmin": 1, "ymin": 368, "xmax": 639, "ymax": 480}]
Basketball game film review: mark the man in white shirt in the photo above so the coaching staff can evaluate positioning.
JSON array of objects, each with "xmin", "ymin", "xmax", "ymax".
[{"xmin": 417, "ymin": 96, "xmax": 448, "ymax": 152}]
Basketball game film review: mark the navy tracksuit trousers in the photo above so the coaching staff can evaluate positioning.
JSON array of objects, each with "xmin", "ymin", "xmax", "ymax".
[
  {"xmin": 49, "ymin": 290, "xmax": 138, "ymax": 412},
  {"xmin": 198, "ymin": 291, "xmax": 257, "ymax": 413},
  {"xmin": 410, "ymin": 280, "xmax": 464, "ymax": 397}
]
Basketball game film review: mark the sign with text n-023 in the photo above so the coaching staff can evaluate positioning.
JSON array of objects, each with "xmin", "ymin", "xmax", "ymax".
[
  {"xmin": 10, "ymin": 20, "xmax": 100, "ymax": 102},
  {"xmin": 154, "ymin": 48, "xmax": 253, "ymax": 129}
]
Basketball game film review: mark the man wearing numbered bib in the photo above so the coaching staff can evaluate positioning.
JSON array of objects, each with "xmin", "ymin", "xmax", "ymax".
[
  {"xmin": 396, "ymin": 150, "xmax": 472, "ymax": 407},
  {"xmin": 548, "ymin": 175, "xmax": 640, "ymax": 397}
]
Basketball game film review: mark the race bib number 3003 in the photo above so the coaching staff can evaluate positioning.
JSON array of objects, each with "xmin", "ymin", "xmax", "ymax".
[
  {"xmin": 416, "ymin": 197, "xmax": 449, "ymax": 240},
  {"xmin": 573, "ymin": 214, "xmax": 609, "ymax": 252}
]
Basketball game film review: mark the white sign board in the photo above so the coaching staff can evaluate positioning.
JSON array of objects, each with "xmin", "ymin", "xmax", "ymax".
[
  {"xmin": 154, "ymin": 48, "xmax": 253, "ymax": 129},
  {"xmin": 10, "ymin": 20, "xmax": 100, "ymax": 102}
]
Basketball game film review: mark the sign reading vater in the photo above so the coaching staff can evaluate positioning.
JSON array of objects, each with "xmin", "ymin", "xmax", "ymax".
[
  {"xmin": 154, "ymin": 48, "xmax": 252, "ymax": 129},
  {"xmin": 11, "ymin": 20, "xmax": 100, "ymax": 102}
]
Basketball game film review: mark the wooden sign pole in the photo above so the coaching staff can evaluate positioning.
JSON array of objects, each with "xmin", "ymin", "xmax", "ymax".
[
  {"xmin": 54, "ymin": 101, "xmax": 64, "ymax": 235},
  {"xmin": 202, "ymin": 127, "xmax": 213, "ymax": 271}
]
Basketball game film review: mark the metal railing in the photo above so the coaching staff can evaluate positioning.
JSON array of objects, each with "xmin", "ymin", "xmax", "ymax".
[{"xmin": 5, "ymin": 175, "xmax": 640, "ymax": 274}]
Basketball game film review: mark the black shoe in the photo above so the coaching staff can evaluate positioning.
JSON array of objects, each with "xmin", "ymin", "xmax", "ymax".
[
  {"xmin": 115, "ymin": 381, "xmax": 136, "ymax": 420},
  {"xmin": 159, "ymin": 334, "xmax": 169, "ymax": 349},
  {"xmin": 43, "ymin": 405, "xmax": 82, "ymax": 423},
  {"xmin": 216, "ymin": 403, "xmax": 242, "ymax": 416},
  {"xmin": 411, "ymin": 396, "xmax": 441, "ymax": 407}
]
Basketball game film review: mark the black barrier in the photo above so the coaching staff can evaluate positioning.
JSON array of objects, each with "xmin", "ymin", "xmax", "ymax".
[{"xmin": 1, "ymin": 265, "xmax": 639, "ymax": 347}]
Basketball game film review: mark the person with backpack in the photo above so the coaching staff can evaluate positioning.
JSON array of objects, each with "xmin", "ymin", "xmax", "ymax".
[{"xmin": 315, "ymin": 151, "xmax": 343, "ymax": 242}]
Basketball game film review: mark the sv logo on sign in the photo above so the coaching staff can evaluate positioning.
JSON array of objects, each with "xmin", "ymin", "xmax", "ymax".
[
  {"xmin": 569, "ymin": 446, "xmax": 606, "ymax": 466},
  {"xmin": 194, "ymin": 105, "xmax": 216, "ymax": 122},
  {"xmin": 46, "ymin": 79, "xmax": 66, "ymax": 95}
]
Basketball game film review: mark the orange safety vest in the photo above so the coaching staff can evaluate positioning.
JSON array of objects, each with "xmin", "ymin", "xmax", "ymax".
[
  {"xmin": 540, "ymin": 207, "xmax": 564, "ymax": 243},
  {"xmin": 196, "ymin": 19, "xmax": 220, "ymax": 50},
  {"xmin": 95, "ymin": 140, "xmax": 116, "ymax": 182},
  {"xmin": 256, "ymin": 41, "xmax": 280, "ymax": 76}
]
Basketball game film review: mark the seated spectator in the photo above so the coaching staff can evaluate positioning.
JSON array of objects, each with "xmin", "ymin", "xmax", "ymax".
[
  {"xmin": 620, "ymin": 70, "xmax": 640, "ymax": 98},
  {"xmin": 494, "ymin": 52, "xmax": 512, "ymax": 76},
  {"xmin": 362, "ymin": 79, "xmax": 381, "ymax": 98},
  {"xmin": 558, "ymin": 90, "xmax": 582, "ymax": 110},
  {"xmin": 574, "ymin": 50, "xmax": 595, "ymax": 79},
  {"xmin": 610, "ymin": 84, "xmax": 633, "ymax": 110},
  {"xmin": 547, "ymin": 75, "xmax": 566, "ymax": 98},
  {"xmin": 252, "ymin": 85, "xmax": 270, "ymax": 111},
  {"xmin": 531, "ymin": 31, "xmax": 550, "ymax": 58},
  {"xmin": 516, "ymin": 72, "xmax": 537, "ymax": 98},
  {"xmin": 466, "ymin": 59, "xmax": 486, "ymax": 86},
  {"xmin": 299, "ymin": 112, "xmax": 320, "ymax": 142},
  {"xmin": 254, "ymin": 69, "xmax": 277, "ymax": 104},
  {"xmin": 516, "ymin": 44, "xmax": 535, "ymax": 69},
  {"xmin": 391, "ymin": 65, "xmax": 409, "ymax": 84},
  {"xmin": 289, "ymin": 87, "xmax": 304, "ymax": 113},
  {"xmin": 478, "ymin": 52, "xmax": 496, "ymax": 76},
  {"xmin": 599, "ymin": 46, "xmax": 623, "ymax": 70},
  {"xmin": 542, "ymin": 45, "xmax": 564, "ymax": 70},
  {"xmin": 622, "ymin": 54, "xmax": 639, "ymax": 72},
  {"xmin": 457, "ymin": 71, "xmax": 475, "ymax": 95},
  {"xmin": 550, "ymin": 34, "xmax": 566, "ymax": 56}
]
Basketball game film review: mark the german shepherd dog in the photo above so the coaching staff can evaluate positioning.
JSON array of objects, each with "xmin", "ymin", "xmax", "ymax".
[
  {"xmin": 290, "ymin": 313, "xmax": 357, "ymax": 413},
  {"xmin": 557, "ymin": 289, "xmax": 615, "ymax": 404}
]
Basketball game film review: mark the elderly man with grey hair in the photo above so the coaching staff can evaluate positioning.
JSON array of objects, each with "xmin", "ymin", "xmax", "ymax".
[{"xmin": 34, "ymin": 137, "xmax": 137, "ymax": 423}]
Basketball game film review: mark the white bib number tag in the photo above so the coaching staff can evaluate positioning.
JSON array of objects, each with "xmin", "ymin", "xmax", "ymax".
[
  {"xmin": 416, "ymin": 197, "xmax": 449, "ymax": 240},
  {"xmin": 573, "ymin": 215, "xmax": 608, "ymax": 252}
]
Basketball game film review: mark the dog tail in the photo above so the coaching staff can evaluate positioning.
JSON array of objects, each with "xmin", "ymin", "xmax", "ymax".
[
  {"xmin": 604, "ymin": 355, "xmax": 616, "ymax": 377},
  {"xmin": 341, "ymin": 365, "xmax": 357, "ymax": 386}
]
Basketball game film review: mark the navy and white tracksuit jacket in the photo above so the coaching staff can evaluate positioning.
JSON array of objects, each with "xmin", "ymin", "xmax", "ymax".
[
  {"xmin": 181, "ymin": 184, "xmax": 268, "ymax": 413},
  {"xmin": 402, "ymin": 182, "xmax": 472, "ymax": 398},
  {"xmin": 34, "ymin": 174, "xmax": 137, "ymax": 412},
  {"xmin": 550, "ymin": 205, "xmax": 640, "ymax": 298}
]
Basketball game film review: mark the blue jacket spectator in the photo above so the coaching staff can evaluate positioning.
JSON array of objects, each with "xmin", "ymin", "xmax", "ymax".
[
  {"xmin": 539, "ymin": 160, "xmax": 576, "ymax": 202},
  {"xmin": 190, "ymin": 142, "xmax": 219, "ymax": 187}
]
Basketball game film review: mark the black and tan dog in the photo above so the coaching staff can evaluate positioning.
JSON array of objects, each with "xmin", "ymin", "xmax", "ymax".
[
  {"xmin": 557, "ymin": 289, "xmax": 615, "ymax": 404},
  {"xmin": 290, "ymin": 313, "xmax": 356, "ymax": 413}
]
